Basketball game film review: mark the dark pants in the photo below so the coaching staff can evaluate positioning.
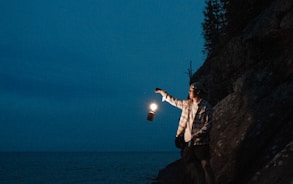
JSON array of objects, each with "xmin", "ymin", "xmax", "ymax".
[{"xmin": 182, "ymin": 144, "xmax": 212, "ymax": 184}]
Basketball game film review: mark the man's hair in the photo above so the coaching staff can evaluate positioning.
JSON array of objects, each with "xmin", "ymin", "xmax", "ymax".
[{"xmin": 190, "ymin": 82, "xmax": 207, "ymax": 98}]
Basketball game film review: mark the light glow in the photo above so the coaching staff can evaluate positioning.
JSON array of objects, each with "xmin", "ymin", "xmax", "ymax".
[{"xmin": 149, "ymin": 103, "xmax": 158, "ymax": 112}]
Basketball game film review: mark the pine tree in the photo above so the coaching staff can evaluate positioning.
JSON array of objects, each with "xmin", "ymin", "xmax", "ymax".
[{"xmin": 202, "ymin": 0, "xmax": 227, "ymax": 57}]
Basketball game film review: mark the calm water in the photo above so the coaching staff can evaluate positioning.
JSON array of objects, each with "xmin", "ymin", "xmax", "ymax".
[{"xmin": 0, "ymin": 152, "xmax": 180, "ymax": 184}]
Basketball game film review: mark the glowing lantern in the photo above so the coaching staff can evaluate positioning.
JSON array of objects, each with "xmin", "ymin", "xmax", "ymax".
[{"xmin": 147, "ymin": 102, "xmax": 158, "ymax": 121}]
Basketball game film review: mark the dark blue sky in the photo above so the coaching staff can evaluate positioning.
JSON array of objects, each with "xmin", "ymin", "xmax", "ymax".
[{"xmin": 0, "ymin": 0, "xmax": 205, "ymax": 152}]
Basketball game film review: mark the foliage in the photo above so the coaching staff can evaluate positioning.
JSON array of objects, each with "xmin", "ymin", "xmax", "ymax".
[
  {"xmin": 201, "ymin": 0, "xmax": 273, "ymax": 58},
  {"xmin": 202, "ymin": 0, "xmax": 227, "ymax": 58}
]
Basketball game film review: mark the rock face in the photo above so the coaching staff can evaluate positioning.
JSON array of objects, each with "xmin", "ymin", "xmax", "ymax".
[{"xmin": 154, "ymin": 0, "xmax": 293, "ymax": 183}]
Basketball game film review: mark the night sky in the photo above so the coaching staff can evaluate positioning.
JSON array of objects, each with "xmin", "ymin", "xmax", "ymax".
[{"xmin": 0, "ymin": 0, "xmax": 205, "ymax": 152}]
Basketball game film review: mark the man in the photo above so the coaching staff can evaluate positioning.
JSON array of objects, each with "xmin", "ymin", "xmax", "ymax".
[{"xmin": 155, "ymin": 82, "xmax": 215, "ymax": 184}]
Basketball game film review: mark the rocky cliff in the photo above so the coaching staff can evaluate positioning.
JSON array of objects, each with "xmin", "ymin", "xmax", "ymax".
[{"xmin": 154, "ymin": 0, "xmax": 293, "ymax": 183}]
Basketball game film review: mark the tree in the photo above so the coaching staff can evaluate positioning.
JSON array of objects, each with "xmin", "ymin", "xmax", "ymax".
[
  {"xmin": 201, "ymin": 0, "xmax": 271, "ymax": 57},
  {"xmin": 202, "ymin": 0, "xmax": 227, "ymax": 57}
]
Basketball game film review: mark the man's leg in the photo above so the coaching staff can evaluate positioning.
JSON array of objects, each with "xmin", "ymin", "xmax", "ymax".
[
  {"xmin": 183, "ymin": 146, "xmax": 207, "ymax": 184},
  {"xmin": 201, "ymin": 160, "xmax": 215, "ymax": 184}
]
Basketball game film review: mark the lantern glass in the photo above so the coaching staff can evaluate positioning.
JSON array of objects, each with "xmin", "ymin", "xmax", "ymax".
[{"xmin": 150, "ymin": 103, "xmax": 158, "ymax": 112}]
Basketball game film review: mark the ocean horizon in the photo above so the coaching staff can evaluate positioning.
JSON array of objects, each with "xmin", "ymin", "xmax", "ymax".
[{"xmin": 0, "ymin": 151, "xmax": 181, "ymax": 184}]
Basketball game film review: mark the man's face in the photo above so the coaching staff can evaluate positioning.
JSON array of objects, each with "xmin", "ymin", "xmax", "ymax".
[
  {"xmin": 189, "ymin": 87, "xmax": 195, "ymax": 99},
  {"xmin": 189, "ymin": 86, "xmax": 199, "ymax": 99}
]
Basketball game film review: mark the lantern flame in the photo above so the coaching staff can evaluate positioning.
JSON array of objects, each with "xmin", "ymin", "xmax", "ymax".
[{"xmin": 150, "ymin": 103, "xmax": 158, "ymax": 112}]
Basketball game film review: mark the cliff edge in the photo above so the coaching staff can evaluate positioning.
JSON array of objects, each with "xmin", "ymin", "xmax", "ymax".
[{"xmin": 154, "ymin": 0, "xmax": 293, "ymax": 183}]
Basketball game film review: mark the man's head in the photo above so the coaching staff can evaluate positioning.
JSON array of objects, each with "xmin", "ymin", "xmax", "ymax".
[{"xmin": 189, "ymin": 82, "xmax": 204, "ymax": 99}]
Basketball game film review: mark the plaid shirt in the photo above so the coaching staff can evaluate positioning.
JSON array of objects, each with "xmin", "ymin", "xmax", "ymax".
[{"xmin": 163, "ymin": 93, "xmax": 213, "ymax": 145}]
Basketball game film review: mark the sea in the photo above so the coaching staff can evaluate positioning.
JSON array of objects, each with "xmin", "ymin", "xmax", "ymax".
[{"xmin": 0, "ymin": 152, "xmax": 181, "ymax": 184}]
